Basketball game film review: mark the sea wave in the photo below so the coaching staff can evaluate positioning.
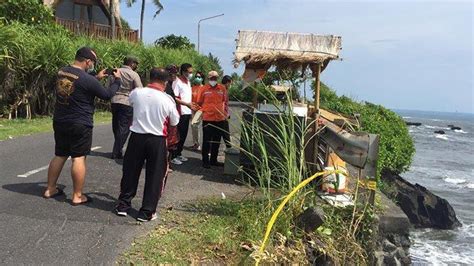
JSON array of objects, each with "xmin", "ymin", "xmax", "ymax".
[
  {"xmin": 454, "ymin": 129, "xmax": 468, "ymax": 134},
  {"xmin": 444, "ymin": 177, "xmax": 467, "ymax": 185},
  {"xmin": 466, "ymin": 183, "xmax": 474, "ymax": 189},
  {"xmin": 435, "ymin": 134, "xmax": 449, "ymax": 141},
  {"xmin": 411, "ymin": 224, "xmax": 474, "ymax": 265}
]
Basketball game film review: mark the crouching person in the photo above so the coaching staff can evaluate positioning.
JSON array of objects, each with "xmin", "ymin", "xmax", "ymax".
[{"xmin": 115, "ymin": 67, "xmax": 179, "ymax": 222}]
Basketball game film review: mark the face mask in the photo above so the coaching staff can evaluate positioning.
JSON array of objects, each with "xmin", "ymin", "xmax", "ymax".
[
  {"xmin": 187, "ymin": 73, "xmax": 193, "ymax": 80},
  {"xmin": 194, "ymin": 77, "xmax": 203, "ymax": 84},
  {"xmin": 209, "ymin": 80, "xmax": 217, "ymax": 87}
]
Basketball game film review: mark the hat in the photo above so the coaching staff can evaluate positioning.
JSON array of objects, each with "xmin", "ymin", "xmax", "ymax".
[
  {"xmin": 75, "ymin": 47, "xmax": 97, "ymax": 63},
  {"xmin": 208, "ymin": 71, "xmax": 219, "ymax": 78},
  {"xmin": 124, "ymin": 55, "xmax": 139, "ymax": 65},
  {"xmin": 165, "ymin": 64, "xmax": 178, "ymax": 74}
]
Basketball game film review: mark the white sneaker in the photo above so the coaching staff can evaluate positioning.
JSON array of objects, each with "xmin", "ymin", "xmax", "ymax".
[
  {"xmin": 171, "ymin": 158, "xmax": 183, "ymax": 165},
  {"xmin": 177, "ymin": 155, "xmax": 188, "ymax": 162}
]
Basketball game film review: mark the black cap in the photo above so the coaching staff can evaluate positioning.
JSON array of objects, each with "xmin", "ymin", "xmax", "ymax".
[
  {"xmin": 75, "ymin": 47, "xmax": 97, "ymax": 63},
  {"xmin": 124, "ymin": 55, "xmax": 139, "ymax": 65}
]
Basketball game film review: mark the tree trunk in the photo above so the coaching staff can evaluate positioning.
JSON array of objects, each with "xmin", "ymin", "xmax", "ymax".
[{"xmin": 140, "ymin": 0, "xmax": 145, "ymax": 41}]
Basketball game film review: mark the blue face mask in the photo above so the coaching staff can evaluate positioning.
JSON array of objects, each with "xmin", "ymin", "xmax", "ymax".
[{"xmin": 194, "ymin": 77, "xmax": 203, "ymax": 84}]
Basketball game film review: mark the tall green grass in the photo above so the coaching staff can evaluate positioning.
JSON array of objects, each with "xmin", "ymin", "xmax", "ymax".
[{"xmin": 0, "ymin": 21, "xmax": 221, "ymax": 118}]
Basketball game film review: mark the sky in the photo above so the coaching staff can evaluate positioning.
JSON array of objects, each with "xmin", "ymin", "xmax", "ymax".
[{"xmin": 120, "ymin": 0, "xmax": 473, "ymax": 113}]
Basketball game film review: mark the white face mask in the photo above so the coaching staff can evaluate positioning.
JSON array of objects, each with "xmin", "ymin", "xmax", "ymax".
[
  {"xmin": 187, "ymin": 73, "xmax": 193, "ymax": 80},
  {"xmin": 209, "ymin": 80, "xmax": 217, "ymax": 87}
]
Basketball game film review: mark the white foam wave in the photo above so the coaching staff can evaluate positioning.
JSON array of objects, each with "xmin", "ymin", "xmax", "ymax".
[
  {"xmin": 435, "ymin": 134, "xmax": 449, "ymax": 140},
  {"xmin": 403, "ymin": 116, "xmax": 413, "ymax": 119},
  {"xmin": 454, "ymin": 129, "xmax": 468, "ymax": 134},
  {"xmin": 466, "ymin": 183, "xmax": 474, "ymax": 189},
  {"xmin": 444, "ymin": 177, "xmax": 467, "ymax": 184},
  {"xmin": 411, "ymin": 224, "xmax": 474, "ymax": 265}
]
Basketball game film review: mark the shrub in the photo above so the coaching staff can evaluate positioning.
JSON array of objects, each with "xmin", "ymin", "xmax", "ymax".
[
  {"xmin": 319, "ymin": 82, "xmax": 415, "ymax": 175},
  {"xmin": 0, "ymin": 0, "xmax": 54, "ymax": 26},
  {"xmin": 0, "ymin": 21, "xmax": 222, "ymax": 118}
]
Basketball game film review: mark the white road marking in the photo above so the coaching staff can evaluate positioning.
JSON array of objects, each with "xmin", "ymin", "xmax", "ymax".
[{"xmin": 17, "ymin": 146, "xmax": 102, "ymax": 177}]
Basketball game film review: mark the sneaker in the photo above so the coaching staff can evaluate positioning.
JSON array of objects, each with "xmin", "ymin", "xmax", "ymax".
[
  {"xmin": 114, "ymin": 205, "xmax": 128, "ymax": 217},
  {"xmin": 171, "ymin": 158, "xmax": 183, "ymax": 165},
  {"xmin": 136, "ymin": 212, "xmax": 158, "ymax": 222},
  {"xmin": 177, "ymin": 155, "xmax": 188, "ymax": 162}
]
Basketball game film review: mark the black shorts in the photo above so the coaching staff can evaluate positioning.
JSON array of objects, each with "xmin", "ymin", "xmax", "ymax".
[{"xmin": 53, "ymin": 122, "xmax": 93, "ymax": 158}]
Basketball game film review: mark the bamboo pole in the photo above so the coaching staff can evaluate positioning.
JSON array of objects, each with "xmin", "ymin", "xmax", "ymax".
[{"xmin": 312, "ymin": 63, "xmax": 322, "ymax": 167}]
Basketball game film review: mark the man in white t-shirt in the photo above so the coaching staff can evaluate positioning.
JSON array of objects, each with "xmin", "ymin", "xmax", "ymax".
[
  {"xmin": 115, "ymin": 67, "xmax": 180, "ymax": 222},
  {"xmin": 170, "ymin": 63, "xmax": 194, "ymax": 165}
]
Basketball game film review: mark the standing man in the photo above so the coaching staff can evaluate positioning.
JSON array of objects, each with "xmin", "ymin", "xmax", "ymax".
[
  {"xmin": 111, "ymin": 56, "xmax": 143, "ymax": 159},
  {"xmin": 115, "ymin": 68, "xmax": 179, "ymax": 222},
  {"xmin": 190, "ymin": 71, "xmax": 205, "ymax": 151},
  {"xmin": 196, "ymin": 71, "xmax": 227, "ymax": 168},
  {"xmin": 171, "ymin": 63, "xmax": 194, "ymax": 165},
  {"xmin": 221, "ymin": 75, "xmax": 233, "ymax": 149},
  {"xmin": 43, "ymin": 47, "xmax": 121, "ymax": 205}
]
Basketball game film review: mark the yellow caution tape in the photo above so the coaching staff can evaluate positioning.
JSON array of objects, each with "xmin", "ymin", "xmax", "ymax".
[{"xmin": 255, "ymin": 169, "xmax": 344, "ymax": 265}]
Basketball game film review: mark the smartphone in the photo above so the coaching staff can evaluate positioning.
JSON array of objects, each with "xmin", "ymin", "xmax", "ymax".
[{"xmin": 105, "ymin": 68, "xmax": 116, "ymax": 75}]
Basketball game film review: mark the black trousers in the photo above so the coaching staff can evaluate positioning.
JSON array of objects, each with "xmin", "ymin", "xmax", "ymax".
[
  {"xmin": 222, "ymin": 119, "xmax": 231, "ymax": 148},
  {"xmin": 202, "ymin": 121, "xmax": 225, "ymax": 164},
  {"xmin": 175, "ymin": 114, "xmax": 191, "ymax": 157},
  {"xmin": 111, "ymin": 103, "xmax": 133, "ymax": 156},
  {"xmin": 118, "ymin": 132, "xmax": 168, "ymax": 216}
]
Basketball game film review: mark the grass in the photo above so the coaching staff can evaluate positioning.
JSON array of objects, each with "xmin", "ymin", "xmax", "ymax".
[
  {"xmin": 122, "ymin": 199, "xmax": 262, "ymax": 264},
  {"xmin": 0, "ymin": 111, "xmax": 112, "ymax": 141},
  {"xmin": 121, "ymin": 198, "xmax": 310, "ymax": 264}
]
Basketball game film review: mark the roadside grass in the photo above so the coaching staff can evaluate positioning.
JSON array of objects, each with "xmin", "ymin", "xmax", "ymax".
[
  {"xmin": 121, "ymin": 198, "xmax": 306, "ymax": 264},
  {"xmin": 0, "ymin": 111, "xmax": 112, "ymax": 141}
]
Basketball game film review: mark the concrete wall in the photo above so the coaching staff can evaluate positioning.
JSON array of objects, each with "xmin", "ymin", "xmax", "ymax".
[{"xmin": 55, "ymin": 0, "xmax": 109, "ymax": 25}]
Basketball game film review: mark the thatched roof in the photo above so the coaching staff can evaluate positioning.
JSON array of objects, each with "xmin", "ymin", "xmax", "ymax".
[
  {"xmin": 270, "ymin": 85, "xmax": 291, "ymax": 92},
  {"xmin": 234, "ymin": 30, "xmax": 342, "ymax": 70}
]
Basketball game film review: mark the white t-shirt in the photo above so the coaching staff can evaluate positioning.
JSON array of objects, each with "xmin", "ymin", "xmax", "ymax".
[
  {"xmin": 129, "ymin": 87, "xmax": 180, "ymax": 136},
  {"xmin": 173, "ymin": 78, "xmax": 192, "ymax": 115}
]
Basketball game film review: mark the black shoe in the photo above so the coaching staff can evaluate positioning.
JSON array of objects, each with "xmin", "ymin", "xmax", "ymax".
[
  {"xmin": 111, "ymin": 153, "xmax": 123, "ymax": 160},
  {"xmin": 210, "ymin": 161, "xmax": 224, "ymax": 167},
  {"xmin": 114, "ymin": 204, "xmax": 129, "ymax": 217},
  {"xmin": 136, "ymin": 212, "xmax": 157, "ymax": 222},
  {"xmin": 202, "ymin": 163, "xmax": 211, "ymax": 169}
]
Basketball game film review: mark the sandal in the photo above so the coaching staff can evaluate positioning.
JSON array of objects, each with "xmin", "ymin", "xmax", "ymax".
[
  {"xmin": 43, "ymin": 188, "xmax": 65, "ymax": 199},
  {"xmin": 71, "ymin": 195, "xmax": 92, "ymax": 206}
]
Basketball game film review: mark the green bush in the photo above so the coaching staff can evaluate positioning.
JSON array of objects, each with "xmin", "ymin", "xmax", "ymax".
[
  {"xmin": 320, "ymin": 82, "xmax": 415, "ymax": 175},
  {"xmin": 0, "ymin": 0, "xmax": 54, "ymax": 26},
  {"xmin": 0, "ymin": 21, "xmax": 221, "ymax": 117}
]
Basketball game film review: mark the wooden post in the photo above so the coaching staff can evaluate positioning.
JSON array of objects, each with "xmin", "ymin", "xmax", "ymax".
[
  {"xmin": 312, "ymin": 63, "xmax": 322, "ymax": 167},
  {"xmin": 252, "ymin": 85, "xmax": 258, "ymax": 109}
]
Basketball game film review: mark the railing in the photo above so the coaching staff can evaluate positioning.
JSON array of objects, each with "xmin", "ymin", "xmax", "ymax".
[{"xmin": 55, "ymin": 17, "xmax": 139, "ymax": 43}]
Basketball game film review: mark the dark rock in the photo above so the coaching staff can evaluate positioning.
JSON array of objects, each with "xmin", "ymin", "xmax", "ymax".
[
  {"xmin": 434, "ymin": 130, "xmax": 445, "ymax": 134},
  {"xmin": 405, "ymin": 122, "xmax": 422, "ymax": 126},
  {"xmin": 382, "ymin": 170, "xmax": 462, "ymax": 229},
  {"xmin": 450, "ymin": 126, "xmax": 461, "ymax": 130},
  {"xmin": 400, "ymin": 256, "xmax": 412, "ymax": 265},
  {"xmin": 295, "ymin": 207, "xmax": 325, "ymax": 233},
  {"xmin": 384, "ymin": 255, "xmax": 400, "ymax": 266},
  {"xmin": 447, "ymin": 124, "xmax": 454, "ymax": 128},
  {"xmin": 383, "ymin": 239, "xmax": 397, "ymax": 253}
]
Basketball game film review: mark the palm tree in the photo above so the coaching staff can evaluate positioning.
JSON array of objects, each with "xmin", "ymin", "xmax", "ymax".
[{"xmin": 125, "ymin": 0, "xmax": 164, "ymax": 41}]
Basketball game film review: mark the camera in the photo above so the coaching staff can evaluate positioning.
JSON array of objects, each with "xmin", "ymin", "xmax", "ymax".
[{"xmin": 105, "ymin": 68, "xmax": 117, "ymax": 75}]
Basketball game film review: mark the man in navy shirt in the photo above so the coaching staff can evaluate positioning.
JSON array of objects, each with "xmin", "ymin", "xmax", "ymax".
[{"xmin": 43, "ymin": 47, "xmax": 121, "ymax": 205}]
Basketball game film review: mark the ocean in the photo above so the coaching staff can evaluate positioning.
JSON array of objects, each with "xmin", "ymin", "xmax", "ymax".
[{"xmin": 395, "ymin": 110, "xmax": 474, "ymax": 265}]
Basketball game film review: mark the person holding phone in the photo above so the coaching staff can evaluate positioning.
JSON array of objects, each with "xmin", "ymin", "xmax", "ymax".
[
  {"xmin": 43, "ymin": 47, "xmax": 121, "ymax": 205},
  {"xmin": 110, "ymin": 56, "xmax": 143, "ymax": 159}
]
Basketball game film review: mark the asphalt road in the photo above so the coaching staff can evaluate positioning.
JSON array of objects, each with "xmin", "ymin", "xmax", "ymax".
[{"xmin": 0, "ymin": 119, "xmax": 249, "ymax": 265}]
